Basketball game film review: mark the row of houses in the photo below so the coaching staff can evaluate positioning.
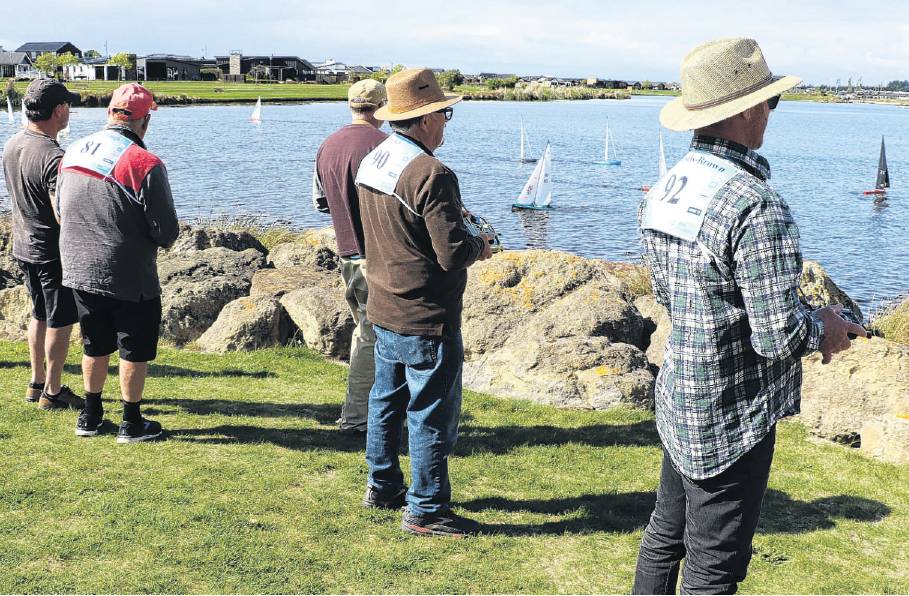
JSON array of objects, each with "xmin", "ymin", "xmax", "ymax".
[{"xmin": 1, "ymin": 41, "xmax": 679, "ymax": 89}]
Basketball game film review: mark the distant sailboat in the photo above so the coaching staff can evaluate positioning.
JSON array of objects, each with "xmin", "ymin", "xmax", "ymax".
[
  {"xmin": 641, "ymin": 129, "xmax": 668, "ymax": 192},
  {"xmin": 603, "ymin": 121, "xmax": 621, "ymax": 165},
  {"xmin": 6, "ymin": 97, "xmax": 13, "ymax": 125},
  {"xmin": 513, "ymin": 142, "xmax": 553, "ymax": 210},
  {"xmin": 863, "ymin": 136, "xmax": 889, "ymax": 195},
  {"xmin": 519, "ymin": 119, "xmax": 536, "ymax": 163},
  {"xmin": 250, "ymin": 97, "xmax": 262, "ymax": 122}
]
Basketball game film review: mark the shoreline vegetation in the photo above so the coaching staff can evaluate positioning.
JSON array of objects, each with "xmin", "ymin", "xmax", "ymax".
[{"xmin": 5, "ymin": 79, "xmax": 906, "ymax": 106}]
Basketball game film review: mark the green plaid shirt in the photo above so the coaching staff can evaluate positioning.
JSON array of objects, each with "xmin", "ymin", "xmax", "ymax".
[{"xmin": 639, "ymin": 135, "xmax": 824, "ymax": 480}]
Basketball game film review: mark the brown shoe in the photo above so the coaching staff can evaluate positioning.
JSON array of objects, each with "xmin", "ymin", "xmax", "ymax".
[
  {"xmin": 38, "ymin": 386, "xmax": 85, "ymax": 410},
  {"xmin": 25, "ymin": 383, "xmax": 44, "ymax": 403}
]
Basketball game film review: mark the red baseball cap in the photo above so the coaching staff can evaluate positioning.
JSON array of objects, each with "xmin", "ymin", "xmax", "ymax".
[{"xmin": 108, "ymin": 83, "xmax": 158, "ymax": 121}]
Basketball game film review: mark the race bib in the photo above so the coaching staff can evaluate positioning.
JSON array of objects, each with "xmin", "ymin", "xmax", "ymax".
[
  {"xmin": 642, "ymin": 151, "xmax": 739, "ymax": 242},
  {"xmin": 61, "ymin": 130, "xmax": 134, "ymax": 178},
  {"xmin": 355, "ymin": 134, "xmax": 425, "ymax": 195}
]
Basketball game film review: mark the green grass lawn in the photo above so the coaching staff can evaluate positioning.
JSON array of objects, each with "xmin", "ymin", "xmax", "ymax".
[
  {"xmin": 3, "ymin": 79, "xmax": 349, "ymax": 102},
  {"xmin": 0, "ymin": 339, "xmax": 906, "ymax": 593}
]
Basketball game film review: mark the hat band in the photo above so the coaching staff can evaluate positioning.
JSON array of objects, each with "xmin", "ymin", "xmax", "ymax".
[{"xmin": 684, "ymin": 73, "xmax": 775, "ymax": 110}]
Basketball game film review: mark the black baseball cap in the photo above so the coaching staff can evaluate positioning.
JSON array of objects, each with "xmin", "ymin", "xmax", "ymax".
[{"xmin": 23, "ymin": 79, "xmax": 81, "ymax": 111}]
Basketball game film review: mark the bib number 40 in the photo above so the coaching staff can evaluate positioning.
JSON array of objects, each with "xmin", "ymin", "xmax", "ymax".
[{"xmin": 660, "ymin": 174, "xmax": 688, "ymax": 204}]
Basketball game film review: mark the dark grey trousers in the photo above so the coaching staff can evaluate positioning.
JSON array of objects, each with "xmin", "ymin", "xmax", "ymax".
[{"xmin": 632, "ymin": 427, "xmax": 776, "ymax": 595}]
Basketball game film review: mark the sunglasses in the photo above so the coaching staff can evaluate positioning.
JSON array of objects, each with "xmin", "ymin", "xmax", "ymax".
[
  {"xmin": 767, "ymin": 94, "xmax": 781, "ymax": 110},
  {"xmin": 437, "ymin": 107, "xmax": 454, "ymax": 122}
]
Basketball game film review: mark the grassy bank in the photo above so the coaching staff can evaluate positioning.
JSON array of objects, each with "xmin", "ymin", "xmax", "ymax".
[
  {"xmin": 0, "ymin": 339, "xmax": 906, "ymax": 593},
  {"xmin": 2, "ymin": 79, "xmax": 349, "ymax": 105}
]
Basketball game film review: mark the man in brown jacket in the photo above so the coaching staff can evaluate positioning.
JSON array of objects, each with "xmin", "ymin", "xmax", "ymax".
[{"xmin": 356, "ymin": 68, "xmax": 492, "ymax": 537}]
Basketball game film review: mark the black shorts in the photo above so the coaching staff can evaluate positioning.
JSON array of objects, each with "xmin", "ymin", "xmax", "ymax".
[
  {"xmin": 17, "ymin": 259, "xmax": 79, "ymax": 328},
  {"xmin": 73, "ymin": 291, "xmax": 162, "ymax": 362}
]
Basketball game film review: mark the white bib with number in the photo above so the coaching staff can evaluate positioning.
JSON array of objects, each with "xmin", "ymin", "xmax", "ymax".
[
  {"xmin": 61, "ymin": 129, "xmax": 134, "ymax": 178},
  {"xmin": 641, "ymin": 150, "xmax": 740, "ymax": 242},
  {"xmin": 355, "ymin": 134, "xmax": 426, "ymax": 196}
]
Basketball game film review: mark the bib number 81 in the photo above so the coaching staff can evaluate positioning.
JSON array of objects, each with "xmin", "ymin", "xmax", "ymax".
[{"xmin": 660, "ymin": 174, "xmax": 688, "ymax": 204}]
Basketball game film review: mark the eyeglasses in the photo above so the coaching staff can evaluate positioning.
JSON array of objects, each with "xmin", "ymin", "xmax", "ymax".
[
  {"xmin": 437, "ymin": 107, "xmax": 454, "ymax": 122},
  {"xmin": 767, "ymin": 94, "xmax": 781, "ymax": 110}
]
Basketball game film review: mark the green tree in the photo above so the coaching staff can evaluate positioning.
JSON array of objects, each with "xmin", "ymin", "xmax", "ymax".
[
  {"xmin": 641, "ymin": 79, "xmax": 653, "ymax": 89},
  {"xmin": 390, "ymin": 64, "xmax": 405, "ymax": 75},
  {"xmin": 84, "ymin": 49, "xmax": 102, "ymax": 59},
  {"xmin": 369, "ymin": 69, "xmax": 388, "ymax": 82},
  {"xmin": 56, "ymin": 52, "xmax": 79, "ymax": 80},
  {"xmin": 436, "ymin": 69, "xmax": 464, "ymax": 91},
  {"xmin": 34, "ymin": 53, "xmax": 59, "ymax": 77},
  {"xmin": 109, "ymin": 52, "xmax": 134, "ymax": 81}
]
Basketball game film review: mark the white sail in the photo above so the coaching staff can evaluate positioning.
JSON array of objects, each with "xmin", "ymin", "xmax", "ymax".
[
  {"xmin": 250, "ymin": 97, "xmax": 262, "ymax": 122},
  {"xmin": 6, "ymin": 97, "xmax": 14, "ymax": 124},
  {"xmin": 21, "ymin": 100, "xmax": 28, "ymax": 127},
  {"xmin": 516, "ymin": 142, "xmax": 552, "ymax": 207},
  {"xmin": 658, "ymin": 129, "xmax": 667, "ymax": 178}
]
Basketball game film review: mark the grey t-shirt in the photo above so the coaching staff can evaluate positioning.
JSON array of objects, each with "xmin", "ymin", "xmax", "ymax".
[{"xmin": 1, "ymin": 129, "xmax": 64, "ymax": 263}]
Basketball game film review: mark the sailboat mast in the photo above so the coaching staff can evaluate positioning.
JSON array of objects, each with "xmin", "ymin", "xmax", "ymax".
[
  {"xmin": 520, "ymin": 120, "xmax": 525, "ymax": 162},
  {"xmin": 604, "ymin": 124, "xmax": 609, "ymax": 161}
]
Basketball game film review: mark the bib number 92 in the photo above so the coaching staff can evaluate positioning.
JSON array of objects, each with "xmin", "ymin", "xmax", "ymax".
[{"xmin": 659, "ymin": 174, "xmax": 688, "ymax": 204}]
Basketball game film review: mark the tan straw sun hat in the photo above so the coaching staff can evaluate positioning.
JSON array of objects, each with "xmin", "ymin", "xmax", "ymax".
[
  {"xmin": 374, "ymin": 67, "xmax": 462, "ymax": 121},
  {"xmin": 660, "ymin": 38, "xmax": 801, "ymax": 132}
]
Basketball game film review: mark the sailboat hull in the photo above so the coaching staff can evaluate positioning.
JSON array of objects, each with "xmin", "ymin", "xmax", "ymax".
[
  {"xmin": 512, "ymin": 203, "xmax": 553, "ymax": 211},
  {"xmin": 519, "ymin": 158, "xmax": 538, "ymax": 164},
  {"xmin": 863, "ymin": 189, "xmax": 887, "ymax": 195},
  {"xmin": 603, "ymin": 159, "xmax": 621, "ymax": 166}
]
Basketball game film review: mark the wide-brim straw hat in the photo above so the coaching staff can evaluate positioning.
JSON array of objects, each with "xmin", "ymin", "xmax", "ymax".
[
  {"xmin": 375, "ymin": 67, "xmax": 462, "ymax": 121},
  {"xmin": 660, "ymin": 38, "xmax": 801, "ymax": 131}
]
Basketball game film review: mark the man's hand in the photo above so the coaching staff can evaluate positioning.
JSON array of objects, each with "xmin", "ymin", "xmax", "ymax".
[
  {"xmin": 477, "ymin": 233, "xmax": 494, "ymax": 261},
  {"xmin": 816, "ymin": 304, "xmax": 869, "ymax": 364}
]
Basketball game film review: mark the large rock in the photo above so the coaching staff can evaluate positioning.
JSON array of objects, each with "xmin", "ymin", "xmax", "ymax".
[
  {"xmin": 860, "ymin": 414, "xmax": 909, "ymax": 465},
  {"xmin": 464, "ymin": 336, "xmax": 654, "ymax": 410},
  {"xmin": 250, "ymin": 267, "xmax": 340, "ymax": 298},
  {"xmin": 799, "ymin": 260, "xmax": 863, "ymax": 321},
  {"xmin": 461, "ymin": 250, "xmax": 654, "ymax": 410},
  {"xmin": 634, "ymin": 294, "xmax": 671, "ymax": 369},
  {"xmin": 280, "ymin": 287, "xmax": 353, "ymax": 358},
  {"xmin": 0, "ymin": 285, "xmax": 31, "ymax": 340},
  {"xmin": 159, "ymin": 248, "xmax": 267, "ymax": 345},
  {"xmin": 0, "ymin": 217, "xmax": 23, "ymax": 288},
  {"xmin": 267, "ymin": 228, "xmax": 339, "ymax": 271},
  {"xmin": 196, "ymin": 296, "xmax": 290, "ymax": 353},
  {"xmin": 167, "ymin": 224, "xmax": 267, "ymax": 255},
  {"xmin": 799, "ymin": 337, "xmax": 909, "ymax": 445}
]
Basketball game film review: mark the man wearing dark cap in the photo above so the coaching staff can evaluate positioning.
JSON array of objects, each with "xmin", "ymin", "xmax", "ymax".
[
  {"xmin": 312, "ymin": 79, "xmax": 388, "ymax": 436},
  {"xmin": 2, "ymin": 79, "xmax": 83, "ymax": 410},
  {"xmin": 56, "ymin": 83, "xmax": 179, "ymax": 443},
  {"xmin": 356, "ymin": 68, "xmax": 492, "ymax": 537}
]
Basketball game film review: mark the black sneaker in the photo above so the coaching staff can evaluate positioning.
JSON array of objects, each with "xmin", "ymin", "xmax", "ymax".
[
  {"xmin": 363, "ymin": 485, "xmax": 407, "ymax": 510},
  {"xmin": 75, "ymin": 408, "xmax": 104, "ymax": 437},
  {"xmin": 38, "ymin": 386, "xmax": 85, "ymax": 410},
  {"xmin": 117, "ymin": 417, "xmax": 163, "ymax": 444},
  {"xmin": 401, "ymin": 509, "xmax": 480, "ymax": 538}
]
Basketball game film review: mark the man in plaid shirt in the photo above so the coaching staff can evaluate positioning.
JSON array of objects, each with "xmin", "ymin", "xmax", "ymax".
[{"xmin": 633, "ymin": 39, "xmax": 867, "ymax": 594}]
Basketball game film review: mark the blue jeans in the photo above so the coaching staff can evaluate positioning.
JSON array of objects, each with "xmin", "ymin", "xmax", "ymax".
[{"xmin": 366, "ymin": 324, "xmax": 464, "ymax": 516}]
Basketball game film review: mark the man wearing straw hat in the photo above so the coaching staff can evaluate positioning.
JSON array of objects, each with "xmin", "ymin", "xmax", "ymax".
[
  {"xmin": 312, "ymin": 79, "xmax": 388, "ymax": 437},
  {"xmin": 634, "ymin": 38, "xmax": 866, "ymax": 593},
  {"xmin": 355, "ymin": 67, "xmax": 493, "ymax": 537}
]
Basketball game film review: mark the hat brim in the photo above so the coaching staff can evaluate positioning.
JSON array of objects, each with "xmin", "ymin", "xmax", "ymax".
[
  {"xmin": 660, "ymin": 75, "xmax": 801, "ymax": 132},
  {"xmin": 374, "ymin": 94, "xmax": 462, "ymax": 121}
]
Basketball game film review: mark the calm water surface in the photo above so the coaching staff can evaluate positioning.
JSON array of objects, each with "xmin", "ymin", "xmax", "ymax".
[{"xmin": 1, "ymin": 97, "xmax": 906, "ymax": 310}]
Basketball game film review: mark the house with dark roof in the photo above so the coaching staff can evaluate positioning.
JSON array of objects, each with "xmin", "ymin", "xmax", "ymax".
[
  {"xmin": 137, "ymin": 54, "xmax": 203, "ymax": 81},
  {"xmin": 215, "ymin": 55, "xmax": 315, "ymax": 81},
  {"xmin": 0, "ymin": 51, "xmax": 36, "ymax": 78},
  {"xmin": 15, "ymin": 42, "xmax": 82, "ymax": 61}
]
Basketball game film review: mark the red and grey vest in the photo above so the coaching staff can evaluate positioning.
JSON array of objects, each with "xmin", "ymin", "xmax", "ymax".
[{"xmin": 60, "ymin": 128, "xmax": 163, "ymax": 204}]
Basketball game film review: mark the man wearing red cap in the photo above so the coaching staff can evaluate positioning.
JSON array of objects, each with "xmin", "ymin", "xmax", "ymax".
[{"xmin": 55, "ymin": 83, "xmax": 180, "ymax": 444}]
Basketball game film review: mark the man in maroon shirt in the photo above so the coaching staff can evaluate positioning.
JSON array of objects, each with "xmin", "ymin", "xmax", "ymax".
[{"xmin": 312, "ymin": 79, "xmax": 388, "ymax": 435}]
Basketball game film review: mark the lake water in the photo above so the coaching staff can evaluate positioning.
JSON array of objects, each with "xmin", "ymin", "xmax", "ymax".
[{"xmin": 1, "ymin": 97, "xmax": 906, "ymax": 311}]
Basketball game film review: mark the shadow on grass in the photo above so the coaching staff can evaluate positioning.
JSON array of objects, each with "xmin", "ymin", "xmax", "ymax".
[
  {"xmin": 1, "ymin": 361, "xmax": 278, "ymax": 379},
  {"xmin": 455, "ymin": 420, "xmax": 660, "ymax": 454},
  {"xmin": 463, "ymin": 489, "xmax": 891, "ymax": 537},
  {"xmin": 148, "ymin": 398, "xmax": 339, "ymax": 424},
  {"xmin": 758, "ymin": 490, "xmax": 891, "ymax": 533},
  {"xmin": 170, "ymin": 425, "xmax": 363, "ymax": 452}
]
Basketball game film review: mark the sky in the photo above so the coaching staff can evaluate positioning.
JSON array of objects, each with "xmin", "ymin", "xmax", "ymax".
[{"xmin": 3, "ymin": 0, "xmax": 908, "ymax": 84}]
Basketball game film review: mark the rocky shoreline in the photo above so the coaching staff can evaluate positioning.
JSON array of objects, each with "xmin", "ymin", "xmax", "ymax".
[{"xmin": 1, "ymin": 217, "xmax": 906, "ymax": 464}]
